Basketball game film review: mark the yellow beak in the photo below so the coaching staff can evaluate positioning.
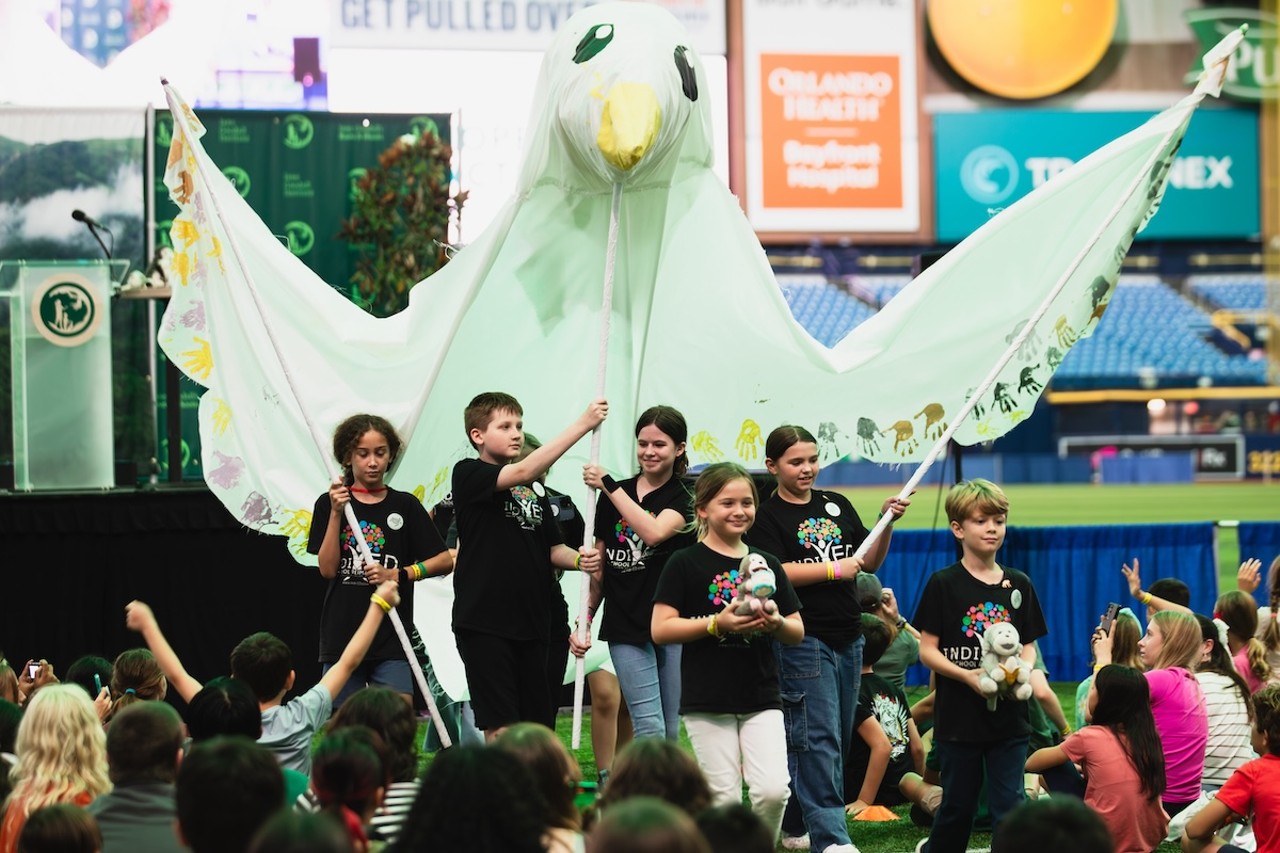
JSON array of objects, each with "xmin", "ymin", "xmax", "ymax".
[{"xmin": 597, "ymin": 81, "xmax": 662, "ymax": 172}]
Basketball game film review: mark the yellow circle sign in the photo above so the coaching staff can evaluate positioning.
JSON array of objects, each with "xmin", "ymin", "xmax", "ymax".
[{"xmin": 927, "ymin": 0, "xmax": 1118, "ymax": 100}]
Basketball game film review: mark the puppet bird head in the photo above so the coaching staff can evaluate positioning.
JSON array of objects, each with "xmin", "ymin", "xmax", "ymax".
[{"xmin": 528, "ymin": 2, "xmax": 711, "ymax": 190}]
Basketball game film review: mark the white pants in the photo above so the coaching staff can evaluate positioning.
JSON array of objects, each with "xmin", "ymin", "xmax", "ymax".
[{"xmin": 683, "ymin": 710, "xmax": 791, "ymax": 841}]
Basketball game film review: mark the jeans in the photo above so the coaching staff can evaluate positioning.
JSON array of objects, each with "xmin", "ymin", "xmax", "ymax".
[
  {"xmin": 777, "ymin": 634, "xmax": 863, "ymax": 852},
  {"xmin": 922, "ymin": 737, "xmax": 1029, "ymax": 853},
  {"xmin": 322, "ymin": 658, "xmax": 413, "ymax": 709},
  {"xmin": 610, "ymin": 642, "xmax": 682, "ymax": 740},
  {"xmin": 684, "ymin": 710, "xmax": 791, "ymax": 841}
]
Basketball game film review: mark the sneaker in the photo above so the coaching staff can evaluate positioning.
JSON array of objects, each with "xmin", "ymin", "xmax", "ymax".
[
  {"xmin": 915, "ymin": 840, "xmax": 929, "ymax": 853},
  {"xmin": 821, "ymin": 845, "xmax": 860, "ymax": 853},
  {"xmin": 909, "ymin": 803, "xmax": 934, "ymax": 828},
  {"xmin": 780, "ymin": 834, "xmax": 810, "ymax": 850}
]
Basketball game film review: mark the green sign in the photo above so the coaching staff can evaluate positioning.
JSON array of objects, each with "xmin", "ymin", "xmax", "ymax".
[
  {"xmin": 1185, "ymin": 8, "xmax": 1278, "ymax": 101},
  {"xmin": 153, "ymin": 109, "xmax": 451, "ymax": 295}
]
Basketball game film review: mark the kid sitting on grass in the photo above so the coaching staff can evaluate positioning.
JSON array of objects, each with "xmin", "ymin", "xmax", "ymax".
[
  {"xmin": 844, "ymin": 613, "xmax": 925, "ymax": 816},
  {"xmin": 1182, "ymin": 683, "xmax": 1280, "ymax": 853},
  {"xmin": 125, "ymin": 579, "xmax": 401, "ymax": 775}
]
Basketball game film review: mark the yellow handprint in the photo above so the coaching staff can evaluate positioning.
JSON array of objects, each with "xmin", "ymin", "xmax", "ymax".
[
  {"xmin": 207, "ymin": 235, "xmax": 224, "ymax": 272},
  {"xmin": 690, "ymin": 431, "xmax": 723, "ymax": 462},
  {"xmin": 429, "ymin": 467, "xmax": 449, "ymax": 501},
  {"xmin": 279, "ymin": 507, "xmax": 313, "ymax": 542},
  {"xmin": 735, "ymin": 419, "xmax": 762, "ymax": 461},
  {"xmin": 181, "ymin": 336, "xmax": 213, "ymax": 380},
  {"xmin": 172, "ymin": 219, "xmax": 200, "ymax": 248},
  {"xmin": 171, "ymin": 250, "xmax": 192, "ymax": 287},
  {"xmin": 412, "ymin": 484, "xmax": 426, "ymax": 503},
  {"xmin": 210, "ymin": 397, "xmax": 232, "ymax": 435}
]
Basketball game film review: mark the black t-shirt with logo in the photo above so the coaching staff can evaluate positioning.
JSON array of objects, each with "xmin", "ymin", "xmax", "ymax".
[
  {"xmin": 593, "ymin": 475, "xmax": 695, "ymax": 645},
  {"xmin": 844, "ymin": 671, "xmax": 915, "ymax": 805},
  {"xmin": 451, "ymin": 458, "xmax": 564, "ymax": 641},
  {"xmin": 747, "ymin": 490, "xmax": 868, "ymax": 649},
  {"xmin": 307, "ymin": 488, "xmax": 445, "ymax": 663},
  {"xmin": 654, "ymin": 543, "xmax": 802, "ymax": 715},
  {"xmin": 912, "ymin": 561, "xmax": 1047, "ymax": 742}
]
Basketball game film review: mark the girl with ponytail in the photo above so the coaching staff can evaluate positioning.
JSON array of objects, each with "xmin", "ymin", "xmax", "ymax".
[{"xmin": 1216, "ymin": 590, "xmax": 1272, "ymax": 693}]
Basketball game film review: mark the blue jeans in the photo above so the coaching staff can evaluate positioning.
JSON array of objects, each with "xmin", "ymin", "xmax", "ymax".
[
  {"xmin": 922, "ymin": 737, "xmax": 1029, "ymax": 853},
  {"xmin": 777, "ymin": 634, "xmax": 863, "ymax": 852},
  {"xmin": 322, "ymin": 658, "xmax": 413, "ymax": 710},
  {"xmin": 610, "ymin": 641, "xmax": 681, "ymax": 740}
]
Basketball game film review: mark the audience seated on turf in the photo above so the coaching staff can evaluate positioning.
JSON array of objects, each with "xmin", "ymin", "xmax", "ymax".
[
  {"xmin": 389, "ymin": 745, "xmax": 547, "ymax": 853},
  {"xmin": 596, "ymin": 738, "xmax": 712, "ymax": 819},
  {"xmin": 87, "ymin": 702, "xmax": 184, "ymax": 853},
  {"xmin": 321, "ymin": 687, "xmax": 420, "ymax": 845},
  {"xmin": 125, "ymin": 579, "xmax": 399, "ymax": 776},
  {"xmin": 0, "ymin": 685, "xmax": 111, "ymax": 853},
  {"xmin": 694, "ymin": 803, "xmax": 773, "ymax": 853},
  {"xmin": 586, "ymin": 796, "xmax": 710, "ymax": 853},
  {"xmin": 15, "ymin": 804, "xmax": 102, "ymax": 853},
  {"xmin": 494, "ymin": 722, "xmax": 585, "ymax": 853},
  {"xmin": 175, "ymin": 737, "xmax": 283, "ymax": 853}
]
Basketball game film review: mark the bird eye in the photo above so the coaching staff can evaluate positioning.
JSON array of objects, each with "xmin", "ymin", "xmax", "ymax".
[
  {"xmin": 573, "ymin": 24, "xmax": 614, "ymax": 64},
  {"xmin": 674, "ymin": 45, "xmax": 698, "ymax": 101}
]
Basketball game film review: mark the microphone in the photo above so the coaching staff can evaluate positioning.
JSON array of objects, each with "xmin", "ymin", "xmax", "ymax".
[
  {"xmin": 71, "ymin": 209, "xmax": 112, "ymax": 259},
  {"xmin": 71, "ymin": 209, "xmax": 104, "ymax": 230}
]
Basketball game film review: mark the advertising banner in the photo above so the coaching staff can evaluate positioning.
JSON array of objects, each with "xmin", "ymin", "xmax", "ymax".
[
  {"xmin": 742, "ymin": 0, "xmax": 919, "ymax": 233},
  {"xmin": 935, "ymin": 108, "xmax": 1260, "ymax": 242},
  {"xmin": 330, "ymin": 0, "xmax": 727, "ymax": 54}
]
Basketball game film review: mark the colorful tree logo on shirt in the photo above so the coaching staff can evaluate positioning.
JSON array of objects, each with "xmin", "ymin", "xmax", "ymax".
[
  {"xmin": 795, "ymin": 517, "xmax": 842, "ymax": 561},
  {"xmin": 344, "ymin": 519, "xmax": 386, "ymax": 555},
  {"xmin": 612, "ymin": 516, "xmax": 650, "ymax": 567},
  {"xmin": 508, "ymin": 485, "xmax": 541, "ymax": 530},
  {"xmin": 707, "ymin": 569, "xmax": 743, "ymax": 607},
  {"xmin": 961, "ymin": 601, "xmax": 1010, "ymax": 637}
]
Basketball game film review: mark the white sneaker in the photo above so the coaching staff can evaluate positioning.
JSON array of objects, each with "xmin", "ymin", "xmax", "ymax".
[
  {"xmin": 821, "ymin": 845, "xmax": 860, "ymax": 853},
  {"xmin": 915, "ymin": 839, "xmax": 929, "ymax": 853},
  {"xmin": 780, "ymin": 834, "xmax": 810, "ymax": 850}
]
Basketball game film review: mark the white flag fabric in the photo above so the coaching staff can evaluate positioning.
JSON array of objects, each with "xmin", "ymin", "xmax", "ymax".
[{"xmin": 158, "ymin": 3, "xmax": 1234, "ymax": 563}]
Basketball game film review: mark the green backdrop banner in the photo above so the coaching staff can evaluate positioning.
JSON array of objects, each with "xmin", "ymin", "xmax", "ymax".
[
  {"xmin": 153, "ymin": 109, "xmax": 451, "ymax": 480},
  {"xmin": 153, "ymin": 109, "xmax": 452, "ymax": 298}
]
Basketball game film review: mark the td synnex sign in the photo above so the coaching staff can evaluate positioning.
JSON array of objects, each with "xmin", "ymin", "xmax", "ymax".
[{"xmin": 935, "ymin": 109, "xmax": 1258, "ymax": 241}]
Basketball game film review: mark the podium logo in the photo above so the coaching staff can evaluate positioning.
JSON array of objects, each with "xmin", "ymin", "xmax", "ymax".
[
  {"xmin": 222, "ymin": 166, "xmax": 252, "ymax": 197},
  {"xmin": 31, "ymin": 275, "xmax": 103, "ymax": 347},
  {"xmin": 283, "ymin": 114, "xmax": 315, "ymax": 150},
  {"xmin": 284, "ymin": 221, "xmax": 316, "ymax": 256},
  {"xmin": 960, "ymin": 145, "xmax": 1019, "ymax": 205}
]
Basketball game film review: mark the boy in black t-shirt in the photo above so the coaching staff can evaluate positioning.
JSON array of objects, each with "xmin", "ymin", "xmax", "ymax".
[
  {"xmin": 912, "ymin": 479, "xmax": 1046, "ymax": 853},
  {"xmin": 451, "ymin": 392, "xmax": 607, "ymax": 738}
]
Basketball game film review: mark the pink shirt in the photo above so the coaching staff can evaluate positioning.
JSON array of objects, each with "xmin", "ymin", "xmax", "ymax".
[
  {"xmin": 1145, "ymin": 666, "xmax": 1208, "ymax": 802},
  {"xmin": 1234, "ymin": 644, "xmax": 1266, "ymax": 694},
  {"xmin": 1061, "ymin": 726, "xmax": 1169, "ymax": 853}
]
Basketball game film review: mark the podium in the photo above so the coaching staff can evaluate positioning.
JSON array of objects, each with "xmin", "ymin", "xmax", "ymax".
[{"xmin": 0, "ymin": 260, "xmax": 127, "ymax": 490}]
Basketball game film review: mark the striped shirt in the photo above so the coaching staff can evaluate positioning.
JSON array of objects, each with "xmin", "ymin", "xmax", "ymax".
[{"xmin": 1196, "ymin": 671, "xmax": 1255, "ymax": 789}]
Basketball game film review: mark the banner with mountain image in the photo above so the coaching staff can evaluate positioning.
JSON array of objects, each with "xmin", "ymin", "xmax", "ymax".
[{"xmin": 0, "ymin": 107, "xmax": 154, "ymax": 480}]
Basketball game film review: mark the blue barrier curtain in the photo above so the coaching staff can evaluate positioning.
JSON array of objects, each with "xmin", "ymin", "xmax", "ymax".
[
  {"xmin": 1240, "ymin": 523, "xmax": 1280, "ymax": 606},
  {"xmin": 875, "ymin": 523, "xmax": 1218, "ymax": 684}
]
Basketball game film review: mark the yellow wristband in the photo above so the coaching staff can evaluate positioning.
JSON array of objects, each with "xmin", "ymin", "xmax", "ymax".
[
  {"xmin": 370, "ymin": 593, "xmax": 392, "ymax": 613},
  {"xmin": 707, "ymin": 614, "xmax": 720, "ymax": 638},
  {"xmin": 575, "ymin": 553, "xmax": 582, "ymax": 570},
  {"xmin": 1139, "ymin": 591, "xmax": 1153, "ymax": 605}
]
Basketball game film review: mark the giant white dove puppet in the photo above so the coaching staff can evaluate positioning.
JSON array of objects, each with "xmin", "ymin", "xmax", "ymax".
[{"xmin": 158, "ymin": 3, "xmax": 1237, "ymax": 698}]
